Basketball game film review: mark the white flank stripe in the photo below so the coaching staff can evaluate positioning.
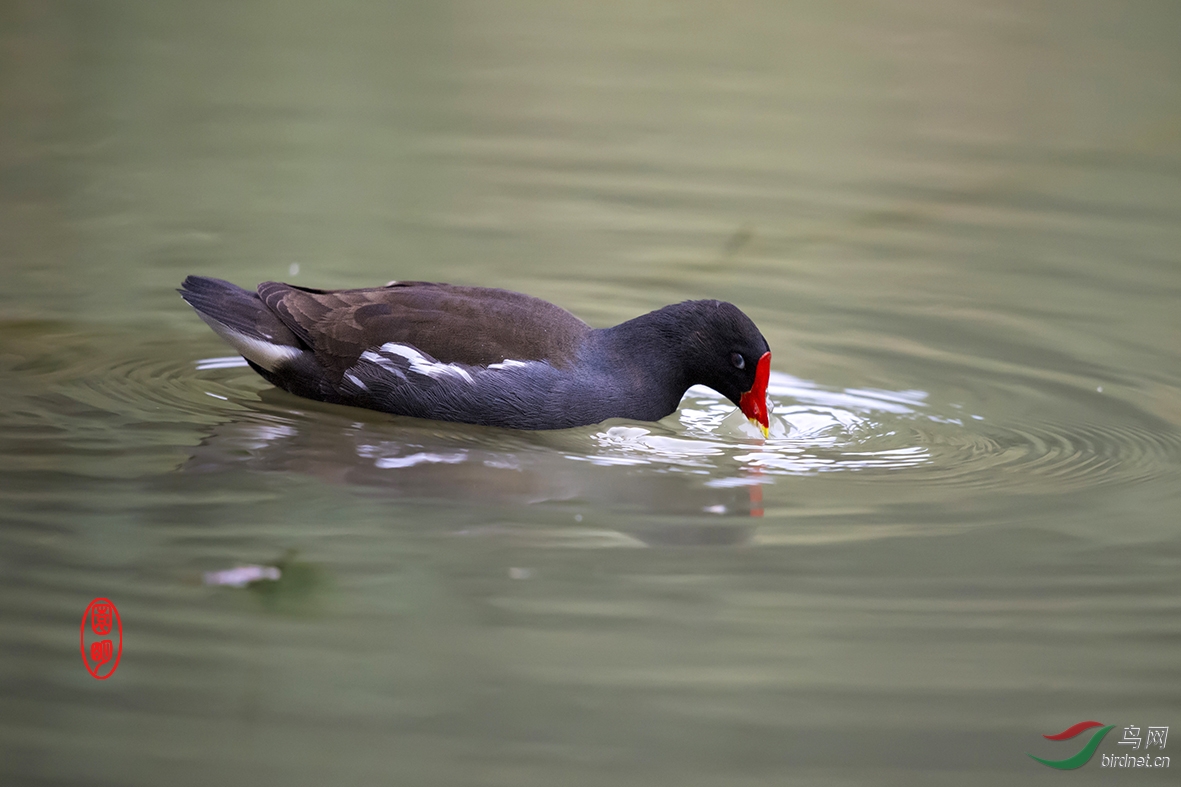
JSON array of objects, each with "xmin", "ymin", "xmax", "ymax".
[
  {"xmin": 377, "ymin": 343, "xmax": 474, "ymax": 383},
  {"xmin": 359, "ymin": 350, "xmax": 408, "ymax": 380},
  {"xmin": 344, "ymin": 372, "xmax": 368, "ymax": 391},
  {"xmin": 487, "ymin": 359, "xmax": 530, "ymax": 370}
]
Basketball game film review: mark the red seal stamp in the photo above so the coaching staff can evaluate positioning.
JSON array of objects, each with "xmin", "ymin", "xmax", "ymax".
[{"xmin": 80, "ymin": 598, "xmax": 122, "ymax": 680}]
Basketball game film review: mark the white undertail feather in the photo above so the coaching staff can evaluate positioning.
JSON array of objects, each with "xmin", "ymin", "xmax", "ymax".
[{"xmin": 194, "ymin": 313, "xmax": 304, "ymax": 372}]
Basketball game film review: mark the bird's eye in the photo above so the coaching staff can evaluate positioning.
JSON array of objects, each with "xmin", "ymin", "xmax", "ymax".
[{"xmin": 730, "ymin": 353, "xmax": 745, "ymax": 370}]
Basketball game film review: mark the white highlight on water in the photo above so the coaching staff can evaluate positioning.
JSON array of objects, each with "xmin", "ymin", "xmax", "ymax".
[
  {"xmin": 373, "ymin": 451, "xmax": 469, "ymax": 469},
  {"xmin": 203, "ymin": 565, "xmax": 281, "ymax": 588},
  {"xmin": 196, "ymin": 355, "xmax": 250, "ymax": 370}
]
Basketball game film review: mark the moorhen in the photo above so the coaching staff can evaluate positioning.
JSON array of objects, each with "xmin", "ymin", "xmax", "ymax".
[{"xmin": 180, "ymin": 276, "xmax": 771, "ymax": 433}]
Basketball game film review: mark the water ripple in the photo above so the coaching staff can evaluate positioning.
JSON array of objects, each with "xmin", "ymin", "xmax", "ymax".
[
  {"xmin": 4, "ymin": 332, "xmax": 1177, "ymax": 501},
  {"xmin": 578, "ymin": 371, "xmax": 1180, "ymax": 492}
]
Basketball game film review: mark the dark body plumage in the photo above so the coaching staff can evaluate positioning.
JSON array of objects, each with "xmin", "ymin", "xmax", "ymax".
[{"xmin": 180, "ymin": 276, "xmax": 770, "ymax": 430}]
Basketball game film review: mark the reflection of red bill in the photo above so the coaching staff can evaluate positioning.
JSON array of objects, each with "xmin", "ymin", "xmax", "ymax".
[
  {"xmin": 81, "ymin": 598, "xmax": 122, "ymax": 680},
  {"xmin": 748, "ymin": 483, "xmax": 763, "ymax": 518}
]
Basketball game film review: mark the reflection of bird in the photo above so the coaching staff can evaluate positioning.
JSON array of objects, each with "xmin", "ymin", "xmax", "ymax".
[
  {"xmin": 179, "ymin": 276, "xmax": 770, "ymax": 433},
  {"xmin": 182, "ymin": 409, "xmax": 764, "ymax": 537}
]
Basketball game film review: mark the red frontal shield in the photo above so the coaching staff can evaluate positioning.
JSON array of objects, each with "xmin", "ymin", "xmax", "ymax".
[{"xmin": 738, "ymin": 351, "xmax": 770, "ymax": 436}]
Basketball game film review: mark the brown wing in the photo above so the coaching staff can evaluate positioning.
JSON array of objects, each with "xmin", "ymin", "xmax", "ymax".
[{"xmin": 256, "ymin": 281, "xmax": 591, "ymax": 378}]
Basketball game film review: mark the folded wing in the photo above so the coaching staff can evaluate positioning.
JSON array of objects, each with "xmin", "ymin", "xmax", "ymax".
[{"xmin": 255, "ymin": 281, "xmax": 591, "ymax": 380}]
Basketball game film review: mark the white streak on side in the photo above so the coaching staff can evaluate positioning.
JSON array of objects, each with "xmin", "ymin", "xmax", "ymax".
[
  {"xmin": 344, "ymin": 372, "xmax": 368, "ymax": 391},
  {"xmin": 196, "ymin": 314, "xmax": 303, "ymax": 372},
  {"xmin": 487, "ymin": 359, "xmax": 530, "ymax": 370},
  {"xmin": 359, "ymin": 350, "xmax": 408, "ymax": 380},
  {"xmin": 378, "ymin": 343, "xmax": 474, "ymax": 384}
]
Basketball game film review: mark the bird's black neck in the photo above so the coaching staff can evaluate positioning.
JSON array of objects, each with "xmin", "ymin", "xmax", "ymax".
[{"xmin": 588, "ymin": 304, "xmax": 706, "ymax": 421}]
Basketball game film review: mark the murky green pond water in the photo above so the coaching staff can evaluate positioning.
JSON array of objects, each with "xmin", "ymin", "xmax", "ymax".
[{"xmin": 2, "ymin": 1, "xmax": 1179, "ymax": 784}]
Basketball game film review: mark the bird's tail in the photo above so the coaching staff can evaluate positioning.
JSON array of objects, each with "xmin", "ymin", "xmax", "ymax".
[{"xmin": 179, "ymin": 276, "xmax": 305, "ymax": 371}]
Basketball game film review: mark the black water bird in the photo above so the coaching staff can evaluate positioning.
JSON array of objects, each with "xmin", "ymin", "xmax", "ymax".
[{"xmin": 180, "ymin": 276, "xmax": 771, "ymax": 433}]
